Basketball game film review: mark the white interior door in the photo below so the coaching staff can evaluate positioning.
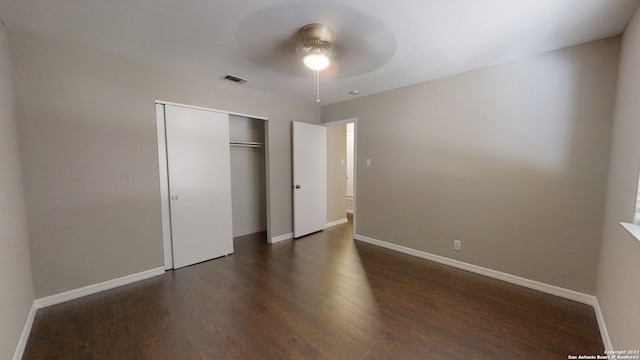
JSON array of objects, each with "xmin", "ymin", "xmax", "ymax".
[
  {"xmin": 293, "ymin": 121, "xmax": 326, "ymax": 238},
  {"xmin": 165, "ymin": 105, "xmax": 233, "ymax": 268}
]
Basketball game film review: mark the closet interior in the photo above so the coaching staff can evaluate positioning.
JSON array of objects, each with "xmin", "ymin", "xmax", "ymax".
[{"xmin": 229, "ymin": 115, "xmax": 267, "ymax": 239}]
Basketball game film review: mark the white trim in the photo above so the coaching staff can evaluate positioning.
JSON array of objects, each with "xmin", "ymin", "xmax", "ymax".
[
  {"xmin": 234, "ymin": 227, "xmax": 267, "ymax": 237},
  {"xmin": 356, "ymin": 233, "xmax": 616, "ymax": 347},
  {"xmin": 156, "ymin": 104, "xmax": 173, "ymax": 270},
  {"xmin": 592, "ymin": 298, "xmax": 613, "ymax": 351},
  {"xmin": 34, "ymin": 267, "xmax": 165, "ymax": 309},
  {"xmin": 322, "ymin": 118, "xmax": 357, "ymax": 125},
  {"xmin": 353, "ymin": 234, "xmax": 595, "ymax": 305},
  {"xmin": 155, "ymin": 100, "xmax": 268, "ymax": 121},
  {"xmin": 270, "ymin": 233, "xmax": 292, "ymax": 243},
  {"xmin": 264, "ymin": 120, "xmax": 272, "ymax": 244},
  {"xmin": 619, "ymin": 222, "xmax": 640, "ymax": 243},
  {"xmin": 12, "ymin": 302, "xmax": 37, "ymax": 360},
  {"xmin": 13, "ymin": 267, "xmax": 165, "ymax": 357},
  {"xmin": 352, "ymin": 120, "xmax": 357, "ymax": 235},
  {"xmin": 326, "ymin": 218, "xmax": 348, "ymax": 227}
]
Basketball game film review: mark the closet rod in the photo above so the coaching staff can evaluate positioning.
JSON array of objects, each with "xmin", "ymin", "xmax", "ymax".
[{"xmin": 230, "ymin": 141, "xmax": 265, "ymax": 148}]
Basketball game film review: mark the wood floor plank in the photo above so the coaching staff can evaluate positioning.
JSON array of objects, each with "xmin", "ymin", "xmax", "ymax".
[{"xmin": 22, "ymin": 221, "xmax": 603, "ymax": 359}]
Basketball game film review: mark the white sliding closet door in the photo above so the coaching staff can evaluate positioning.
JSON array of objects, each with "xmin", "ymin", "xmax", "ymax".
[{"xmin": 165, "ymin": 105, "xmax": 233, "ymax": 268}]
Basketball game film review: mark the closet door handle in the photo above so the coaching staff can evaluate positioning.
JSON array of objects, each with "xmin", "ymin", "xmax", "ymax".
[
  {"xmin": 171, "ymin": 195, "xmax": 179, "ymax": 200},
  {"xmin": 295, "ymin": 185, "xmax": 301, "ymax": 189}
]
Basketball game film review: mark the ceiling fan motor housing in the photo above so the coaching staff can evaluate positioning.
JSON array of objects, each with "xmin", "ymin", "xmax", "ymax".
[
  {"xmin": 300, "ymin": 23, "xmax": 338, "ymax": 57},
  {"xmin": 301, "ymin": 23, "xmax": 335, "ymax": 43}
]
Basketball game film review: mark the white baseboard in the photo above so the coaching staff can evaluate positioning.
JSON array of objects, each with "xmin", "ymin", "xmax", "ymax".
[
  {"xmin": 12, "ymin": 302, "xmax": 37, "ymax": 360},
  {"xmin": 353, "ymin": 234, "xmax": 617, "ymax": 347},
  {"xmin": 234, "ymin": 226, "xmax": 267, "ymax": 237},
  {"xmin": 13, "ymin": 238, "xmax": 613, "ymax": 355},
  {"xmin": 13, "ymin": 267, "xmax": 164, "ymax": 358},
  {"xmin": 354, "ymin": 234, "xmax": 596, "ymax": 305},
  {"xmin": 270, "ymin": 232, "xmax": 293, "ymax": 243},
  {"xmin": 326, "ymin": 218, "xmax": 348, "ymax": 228},
  {"xmin": 592, "ymin": 298, "xmax": 613, "ymax": 351},
  {"xmin": 34, "ymin": 267, "xmax": 165, "ymax": 309}
]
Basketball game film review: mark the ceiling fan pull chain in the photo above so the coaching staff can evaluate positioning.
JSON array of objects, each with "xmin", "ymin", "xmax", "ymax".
[{"xmin": 314, "ymin": 70, "xmax": 320, "ymax": 103}]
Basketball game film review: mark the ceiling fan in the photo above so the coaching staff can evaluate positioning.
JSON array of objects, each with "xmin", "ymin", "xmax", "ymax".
[
  {"xmin": 235, "ymin": 3, "xmax": 396, "ymax": 103},
  {"xmin": 297, "ymin": 23, "xmax": 339, "ymax": 102}
]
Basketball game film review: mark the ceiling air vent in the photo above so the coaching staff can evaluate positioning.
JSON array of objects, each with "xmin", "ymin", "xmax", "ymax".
[{"xmin": 221, "ymin": 74, "xmax": 248, "ymax": 84}]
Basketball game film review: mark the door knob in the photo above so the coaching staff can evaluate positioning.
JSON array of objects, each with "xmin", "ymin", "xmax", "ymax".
[
  {"xmin": 171, "ymin": 195, "xmax": 179, "ymax": 200},
  {"xmin": 295, "ymin": 185, "xmax": 301, "ymax": 189}
]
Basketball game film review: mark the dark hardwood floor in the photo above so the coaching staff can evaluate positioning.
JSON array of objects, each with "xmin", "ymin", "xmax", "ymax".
[{"xmin": 23, "ymin": 220, "xmax": 603, "ymax": 359}]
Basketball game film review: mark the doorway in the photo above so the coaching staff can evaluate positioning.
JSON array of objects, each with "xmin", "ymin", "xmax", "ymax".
[
  {"xmin": 229, "ymin": 115, "xmax": 267, "ymax": 238},
  {"xmin": 324, "ymin": 118, "xmax": 356, "ymax": 235}
]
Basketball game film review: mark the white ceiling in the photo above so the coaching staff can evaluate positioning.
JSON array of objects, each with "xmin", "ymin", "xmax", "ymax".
[{"xmin": 0, "ymin": 0, "xmax": 637, "ymax": 104}]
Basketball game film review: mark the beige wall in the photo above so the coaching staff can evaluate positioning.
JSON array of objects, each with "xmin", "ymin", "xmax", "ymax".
[
  {"xmin": 326, "ymin": 123, "xmax": 347, "ymax": 223},
  {"xmin": 322, "ymin": 38, "xmax": 619, "ymax": 294},
  {"xmin": 597, "ymin": 7, "xmax": 640, "ymax": 349},
  {"xmin": 10, "ymin": 30, "xmax": 320, "ymax": 298},
  {"xmin": 0, "ymin": 25, "xmax": 34, "ymax": 359}
]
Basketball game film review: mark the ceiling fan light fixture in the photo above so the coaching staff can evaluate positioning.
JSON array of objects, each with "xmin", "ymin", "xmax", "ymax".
[
  {"xmin": 298, "ymin": 23, "xmax": 338, "ymax": 102},
  {"xmin": 303, "ymin": 53, "xmax": 330, "ymax": 71},
  {"xmin": 299, "ymin": 23, "xmax": 337, "ymax": 70}
]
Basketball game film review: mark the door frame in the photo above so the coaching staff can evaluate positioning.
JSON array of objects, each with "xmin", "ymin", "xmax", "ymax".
[
  {"xmin": 156, "ymin": 100, "xmax": 269, "ymax": 270},
  {"xmin": 323, "ymin": 118, "xmax": 357, "ymax": 236}
]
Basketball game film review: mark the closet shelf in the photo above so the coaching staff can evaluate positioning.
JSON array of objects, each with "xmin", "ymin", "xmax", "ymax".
[{"xmin": 230, "ymin": 141, "xmax": 265, "ymax": 148}]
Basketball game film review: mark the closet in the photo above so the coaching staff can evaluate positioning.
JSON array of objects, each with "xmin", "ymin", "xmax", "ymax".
[
  {"xmin": 156, "ymin": 102, "xmax": 268, "ymax": 270},
  {"xmin": 229, "ymin": 115, "xmax": 267, "ymax": 237}
]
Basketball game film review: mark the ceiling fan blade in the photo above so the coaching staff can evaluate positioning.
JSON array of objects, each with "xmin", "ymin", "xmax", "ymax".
[{"xmin": 235, "ymin": 3, "xmax": 396, "ymax": 79}]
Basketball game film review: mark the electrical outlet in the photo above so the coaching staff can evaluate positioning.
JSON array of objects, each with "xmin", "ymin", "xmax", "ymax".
[{"xmin": 453, "ymin": 240, "xmax": 461, "ymax": 251}]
